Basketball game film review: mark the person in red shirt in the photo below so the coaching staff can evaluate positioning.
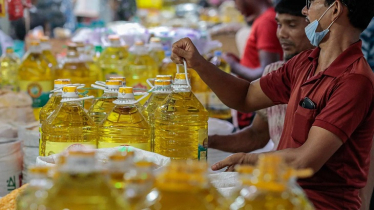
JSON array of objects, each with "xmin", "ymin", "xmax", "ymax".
[
  {"xmin": 170, "ymin": 0, "xmax": 374, "ymax": 209},
  {"xmin": 227, "ymin": 0, "xmax": 283, "ymax": 81}
]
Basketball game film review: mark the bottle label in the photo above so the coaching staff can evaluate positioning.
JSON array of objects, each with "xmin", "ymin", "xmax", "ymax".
[
  {"xmin": 208, "ymin": 92, "xmax": 230, "ymax": 110},
  {"xmin": 133, "ymin": 83, "xmax": 148, "ymax": 92},
  {"xmin": 19, "ymin": 80, "xmax": 52, "ymax": 108},
  {"xmin": 198, "ymin": 129, "xmax": 208, "ymax": 161},
  {"xmin": 194, "ymin": 92, "xmax": 207, "ymax": 106}
]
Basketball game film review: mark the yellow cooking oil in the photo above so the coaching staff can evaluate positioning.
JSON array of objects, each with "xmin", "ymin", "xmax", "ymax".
[
  {"xmin": 143, "ymin": 79, "xmax": 172, "ymax": 151},
  {"xmin": 56, "ymin": 43, "xmax": 97, "ymax": 109},
  {"xmin": 231, "ymin": 154, "xmax": 315, "ymax": 210},
  {"xmin": 39, "ymin": 79, "xmax": 71, "ymax": 156},
  {"xmin": 154, "ymin": 73, "xmax": 208, "ymax": 160},
  {"xmin": 16, "ymin": 166, "xmax": 53, "ymax": 210},
  {"xmin": 18, "ymin": 40, "xmax": 54, "ymax": 121},
  {"xmin": 0, "ymin": 47, "xmax": 20, "ymax": 91},
  {"xmin": 44, "ymin": 149, "xmax": 129, "ymax": 210},
  {"xmin": 149, "ymin": 37, "xmax": 165, "ymax": 68},
  {"xmin": 190, "ymin": 69, "xmax": 209, "ymax": 107},
  {"xmin": 75, "ymin": 41, "xmax": 103, "ymax": 90},
  {"xmin": 88, "ymin": 80, "xmax": 122, "ymax": 124},
  {"xmin": 39, "ymin": 79, "xmax": 71, "ymax": 124},
  {"xmin": 107, "ymin": 151, "xmax": 134, "ymax": 193},
  {"xmin": 99, "ymin": 87, "xmax": 151, "ymax": 150},
  {"xmin": 40, "ymin": 36, "xmax": 58, "ymax": 68},
  {"xmin": 124, "ymin": 41, "xmax": 158, "ymax": 95},
  {"xmin": 124, "ymin": 160, "xmax": 156, "ymax": 209},
  {"xmin": 98, "ymin": 35, "xmax": 128, "ymax": 80},
  {"xmin": 40, "ymin": 86, "xmax": 97, "ymax": 156},
  {"xmin": 149, "ymin": 161, "xmax": 214, "ymax": 210},
  {"xmin": 207, "ymin": 51, "xmax": 231, "ymax": 119}
]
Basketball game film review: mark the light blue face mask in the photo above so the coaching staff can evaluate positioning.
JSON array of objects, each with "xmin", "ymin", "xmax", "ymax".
[{"xmin": 305, "ymin": 2, "xmax": 338, "ymax": 47}]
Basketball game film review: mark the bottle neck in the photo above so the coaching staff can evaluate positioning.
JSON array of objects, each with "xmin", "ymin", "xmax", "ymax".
[{"xmin": 41, "ymin": 43, "xmax": 51, "ymax": 51}]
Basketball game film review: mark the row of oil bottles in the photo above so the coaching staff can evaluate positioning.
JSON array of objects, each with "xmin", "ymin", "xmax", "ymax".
[
  {"xmin": 39, "ymin": 70, "xmax": 210, "ymax": 160},
  {"xmin": 17, "ymin": 149, "xmax": 315, "ymax": 210},
  {"xmin": 0, "ymin": 35, "xmax": 232, "ymax": 122}
]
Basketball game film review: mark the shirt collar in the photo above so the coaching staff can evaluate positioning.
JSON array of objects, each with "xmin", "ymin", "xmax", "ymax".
[{"xmin": 307, "ymin": 40, "xmax": 364, "ymax": 77}]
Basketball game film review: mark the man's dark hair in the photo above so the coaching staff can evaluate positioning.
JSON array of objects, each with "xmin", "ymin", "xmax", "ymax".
[
  {"xmin": 325, "ymin": 0, "xmax": 374, "ymax": 31},
  {"xmin": 275, "ymin": 0, "xmax": 306, "ymax": 17}
]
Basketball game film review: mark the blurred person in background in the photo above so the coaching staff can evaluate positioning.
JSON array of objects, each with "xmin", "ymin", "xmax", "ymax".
[
  {"xmin": 226, "ymin": 0, "xmax": 284, "ymax": 129},
  {"xmin": 171, "ymin": 0, "xmax": 374, "ymax": 208},
  {"xmin": 207, "ymin": 0, "xmax": 313, "ymax": 155}
]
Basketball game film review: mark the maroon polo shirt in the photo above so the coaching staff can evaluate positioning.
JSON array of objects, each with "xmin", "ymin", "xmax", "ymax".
[{"xmin": 260, "ymin": 41, "xmax": 374, "ymax": 209}]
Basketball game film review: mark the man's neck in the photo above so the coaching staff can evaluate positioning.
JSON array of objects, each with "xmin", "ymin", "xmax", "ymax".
[{"xmin": 315, "ymin": 31, "xmax": 361, "ymax": 75}]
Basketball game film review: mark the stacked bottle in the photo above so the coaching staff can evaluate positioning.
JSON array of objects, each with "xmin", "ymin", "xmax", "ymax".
[
  {"xmin": 143, "ymin": 76, "xmax": 173, "ymax": 151},
  {"xmin": 0, "ymin": 47, "xmax": 20, "ymax": 91},
  {"xmin": 40, "ymin": 36, "xmax": 58, "ymax": 68},
  {"xmin": 231, "ymin": 154, "xmax": 315, "ymax": 210},
  {"xmin": 154, "ymin": 69, "xmax": 208, "ymax": 160},
  {"xmin": 88, "ymin": 80, "xmax": 123, "ymax": 124},
  {"xmin": 98, "ymin": 35, "xmax": 128, "ymax": 80},
  {"xmin": 18, "ymin": 40, "xmax": 54, "ymax": 120},
  {"xmin": 44, "ymin": 149, "xmax": 129, "ymax": 209},
  {"xmin": 40, "ymin": 86, "xmax": 96, "ymax": 156},
  {"xmin": 98, "ymin": 87, "xmax": 151, "ymax": 150}
]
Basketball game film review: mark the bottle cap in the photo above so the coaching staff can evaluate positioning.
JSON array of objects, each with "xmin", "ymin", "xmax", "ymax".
[
  {"xmin": 119, "ymin": 87, "xmax": 133, "ymax": 94},
  {"xmin": 109, "ymin": 76, "xmax": 126, "ymax": 86},
  {"xmin": 214, "ymin": 51, "xmax": 222, "ymax": 56},
  {"xmin": 150, "ymin": 37, "xmax": 161, "ymax": 43},
  {"xmin": 62, "ymin": 86, "xmax": 79, "ymax": 98},
  {"xmin": 30, "ymin": 40, "xmax": 40, "ymax": 46},
  {"xmin": 156, "ymin": 75, "xmax": 173, "ymax": 81},
  {"xmin": 108, "ymin": 35, "xmax": 120, "ymax": 41},
  {"xmin": 54, "ymin": 79, "xmax": 71, "ymax": 89},
  {"xmin": 135, "ymin": 41, "xmax": 144, "ymax": 46},
  {"xmin": 165, "ymin": 50, "xmax": 171, "ymax": 57},
  {"xmin": 155, "ymin": 80, "xmax": 171, "ymax": 86},
  {"xmin": 28, "ymin": 165, "xmax": 51, "ymax": 175},
  {"xmin": 106, "ymin": 80, "xmax": 122, "ymax": 86},
  {"xmin": 175, "ymin": 73, "xmax": 187, "ymax": 80},
  {"xmin": 40, "ymin": 36, "xmax": 50, "ymax": 42}
]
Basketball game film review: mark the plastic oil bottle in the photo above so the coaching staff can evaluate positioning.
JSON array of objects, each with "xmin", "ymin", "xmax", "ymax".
[
  {"xmin": 207, "ymin": 50, "xmax": 231, "ymax": 120},
  {"xmin": 124, "ymin": 160, "xmax": 156, "ymax": 209},
  {"xmin": 40, "ymin": 36, "xmax": 58, "ymax": 68},
  {"xmin": 148, "ymin": 37, "xmax": 165, "ymax": 68},
  {"xmin": 107, "ymin": 150, "xmax": 134, "ymax": 193},
  {"xmin": 190, "ymin": 69, "xmax": 209, "ymax": 107},
  {"xmin": 159, "ymin": 51, "xmax": 191, "ymax": 78},
  {"xmin": 143, "ymin": 79, "xmax": 173, "ymax": 151},
  {"xmin": 154, "ymin": 70, "xmax": 208, "ymax": 160},
  {"xmin": 18, "ymin": 40, "xmax": 54, "ymax": 121},
  {"xmin": 88, "ymin": 80, "xmax": 122, "ymax": 124},
  {"xmin": 230, "ymin": 154, "xmax": 315, "ymax": 210},
  {"xmin": 149, "ymin": 161, "xmax": 214, "ymax": 210},
  {"xmin": 0, "ymin": 47, "xmax": 20, "ymax": 91},
  {"xmin": 40, "ymin": 86, "xmax": 96, "ymax": 156},
  {"xmin": 75, "ymin": 41, "xmax": 103, "ymax": 90},
  {"xmin": 124, "ymin": 41, "xmax": 158, "ymax": 94},
  {"xmin": 39, "ymin": 79, "xmax": 71, "ymax": 124},
  {"xmin": 56, "ymin": 43, "xmax": 97, "ymax": 109},
  {"xmin": 98, "ymin": 35, "xmax": 129, "ymax": 80},
  {"xmin": 44, "ymin": 149, "xmax": 129, "ymax": 210},
  {"xmin": 93, "ymin": 45, "xmax": 103, "ymax": 62},
  {"xmin": 99, "ymin": 87, "xmax": 151, "ymax": 150},
  {"xmin": 16, "ymin": 166, "xmax": 53, "ymax": 210}
]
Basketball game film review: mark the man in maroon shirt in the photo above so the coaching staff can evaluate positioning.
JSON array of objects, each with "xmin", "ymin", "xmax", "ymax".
[{"xmin": 171, "ymin": 0, "xmax": 374, "ymax": 209}]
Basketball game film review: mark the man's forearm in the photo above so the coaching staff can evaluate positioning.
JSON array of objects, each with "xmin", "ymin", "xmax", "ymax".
[
  {"xmin": 209, "ymin": 126, "xmax": 270, "ymax": 153},
  {"xmin": 194, "ymin": 60, "xmax": 252, "ymax": 112}
]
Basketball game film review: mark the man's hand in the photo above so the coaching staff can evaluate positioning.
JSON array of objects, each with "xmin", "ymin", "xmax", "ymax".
[
  {"xmin": 211, "ymin": 153, "xmax": 248, "ymax": 171},
  {"xmin": 171, "ymin": 38, "xmax": 207, "ymax": 69}
]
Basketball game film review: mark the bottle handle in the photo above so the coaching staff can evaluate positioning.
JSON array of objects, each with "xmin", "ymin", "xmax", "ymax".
[
  {"xmin": 176, "ymin": 60, "xmax": 191, "ymax": 88},
  {"xmin": 147, "ymin": 78, "xmax": 155, "ymax": 88}
]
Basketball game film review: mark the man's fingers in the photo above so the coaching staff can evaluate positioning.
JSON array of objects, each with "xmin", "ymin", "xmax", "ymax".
[{"xmin": 211, "ymin": 157, "xmax": 232, "ymax": 171}]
